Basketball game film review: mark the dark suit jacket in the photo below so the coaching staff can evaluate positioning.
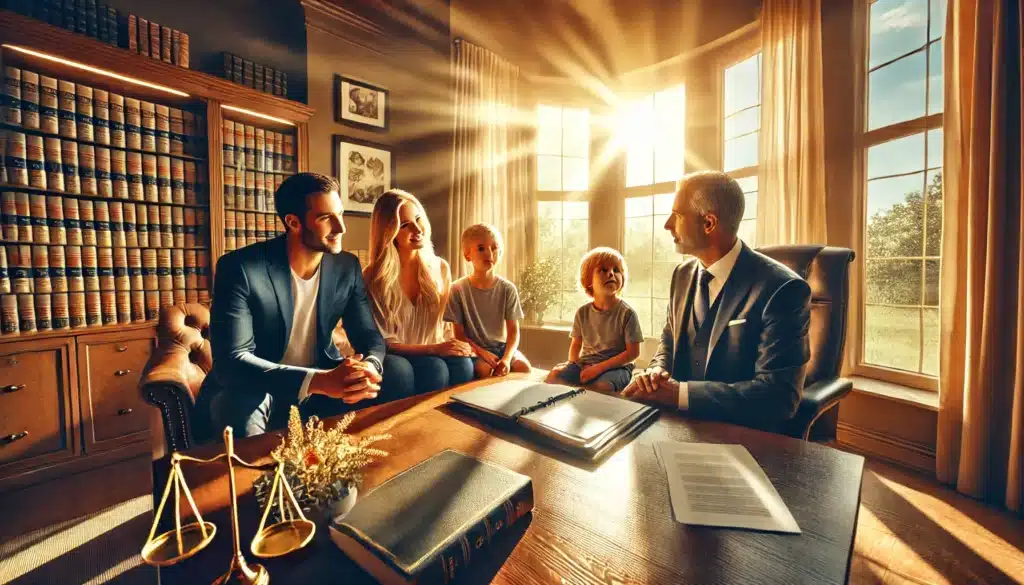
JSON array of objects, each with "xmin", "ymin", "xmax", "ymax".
[
  {"xmin": 649, "ymin": 243, "xmax": 812, "ymax": 430},
  {"xmin": 202, "ymin": 236, "xmax": 385, "ymax": 401}
]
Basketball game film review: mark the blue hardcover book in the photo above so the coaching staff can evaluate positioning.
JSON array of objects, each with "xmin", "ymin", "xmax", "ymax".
[{"xmin": 329, "ymin": 450, "xmax": 533, "ymax": 585}]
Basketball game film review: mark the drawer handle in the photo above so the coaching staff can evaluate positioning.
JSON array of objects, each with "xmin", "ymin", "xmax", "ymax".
[
  {"xmin": 7, "ymin": 358, "xmax": 18, "ymax": 366},
  {"xmin": 115, "ymin": 345, "xmax": 128, "ymax": 352},
  {"xmin": 3, "ymin": 384, "xmax": 25, "ymax": 393},
  {"xmin": 117, "ymin": 408, "xmax": 133, "ymax": 416},
  {"xmin": 3, "ymin": 431, "xmax": 28, "ymax": 443},
  {"xmin": 115, "ymin": 369, "xmax": 132, "ymax": 377}
]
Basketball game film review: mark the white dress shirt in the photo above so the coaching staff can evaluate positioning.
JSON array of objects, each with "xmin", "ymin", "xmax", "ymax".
[
  {"xmin": 678, "ymin": 238, "xmax": 743, "ymax": 410},
  {"xmin": 282, "ymin": 266, "xmax": 320, "ymax": 404}
]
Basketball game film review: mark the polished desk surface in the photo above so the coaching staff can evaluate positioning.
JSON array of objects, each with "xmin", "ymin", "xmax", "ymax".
[{"xmin": 155, "ymin": 375, "xmax": 865, "ymax": 584}]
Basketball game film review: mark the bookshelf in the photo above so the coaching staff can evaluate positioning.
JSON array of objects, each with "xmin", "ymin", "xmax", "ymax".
[{"xmin": 0, "ymin": 9, "xmax": 312, "ymax": 495}]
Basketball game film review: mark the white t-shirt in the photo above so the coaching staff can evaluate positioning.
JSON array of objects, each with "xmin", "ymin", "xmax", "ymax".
[{"xmin": 282, "ymin": 266, "xmax": 320, "ymax": 402}]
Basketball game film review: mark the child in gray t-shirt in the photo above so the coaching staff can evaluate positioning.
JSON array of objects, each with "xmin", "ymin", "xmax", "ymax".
[
  {"xmin": 546, "ymin": 247, "xmax": 643, "ymax": 392},
  {"xmin": 444, "ymin": 224, "xmax": 532, "ymax": 378}
]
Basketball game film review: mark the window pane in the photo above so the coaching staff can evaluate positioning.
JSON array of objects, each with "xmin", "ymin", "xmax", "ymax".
[
  {"xmin": 724, "ymin": 54, "xmax": 760, "ymax": 116},
  {"xmin": 562, "ymin": 108, "xmax": 590, "ymax": 158},
  {"xmin": 562, "ymin": 157, "xmax": 589, "ymax": 191},
  {"xmin": 654, "ymin": 134, "xmax": 684, "ymax": 185},
  {"xmin": 653, "ymin": 261, "xmax": 676, "ymax": 298},
  {"xmin": 724, "ymin": 107, "xmax": 760, "ymax": 140},
  {"xmin": 930, "ymin": 0, "xmax": 946, "ymax": 42},
  {"xmin": 924, "ymin": 259, "xmax": 939, "ymax": 305},
  {"xmin": 563, "ymin": 200, "xmax": 589, "ymax": 220},
  {"xmin": 537, "ymin": 155, "xmax": 562, "ymax": 191},
  {"xmin": 869, "ymin": 0, "xmax": 928, "ymax": 69},
  {"xmin": 926, "ymin": 129, "xmax": 943, "ymax": 169},
  {"xmin": 925, "ymin": 169, "xmax": 943, "ymax": 256},
  {"xmin": 626, "ymin": 142, "xmax": 654, "ymax": 187},
  {"xmin": 867, "ymin": 133, "xmax": 925, "ymax": 179},
  {"xmin": 869, "ymin": 51, "xmax": 927, "ymax": 130},
  {"xmin": 867, "ymin": 259, "xmax": 923, "ymax": 304},
  {"xmin": 867, "ymin": 173, "xmax": 925, "ymax": 257},
  {"xmin": 651, "ymin": 299, "xmax": 668, "ymax": 338},
  {"xmin": 537, "ymin": 106, "xmax": 562, "ymax": 155},
  {"xmin": 654, "ymin": 221, "xmax": 676, "ymax": 262},
  {"xmin": 625, "ymin": 216, "xmax": 653, "ymax": 256},
  {"xmin": 743, "ymin": 192, "xmax": 758, "ymax": 221},
  {"xmin": 725, "ymin": 133, "xmax": 759, "ymax": 172},
  {"xmin": 654, "ymin": 86, "xmax": 685, "ymax": 184},
  {"xmin": 922, "ymin": 308, "xmax": 939, "ymax": 376},
  {"xmin": 738, "ymin": 218, "xmax": 757, "ymax": 247},
  {"xmin": 653, "ymin": 193, "xmax": 675, "ymax": 215},
  {"xmin": 865, "ymin": 305, "xmax": 922, "ymax": 371},
  {"xmin": 627, "ymin": 261, "xmax": 653, "ymax": 300},
  {"xmin": 625, "ymin": 195, "xmax": 653, "ymax": 218},
  {"xmin": 928, "ymin": 40, "xmax": 944, "ymax": 115},
  {"xmin": 735, "ymin": 176, "xmax": 758, "ymax": 194}
]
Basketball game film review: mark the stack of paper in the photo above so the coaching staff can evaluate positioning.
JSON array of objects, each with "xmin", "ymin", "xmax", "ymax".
[{"xmin": 654, "ymin": 441, "xmax": 801, "ymax": 534}]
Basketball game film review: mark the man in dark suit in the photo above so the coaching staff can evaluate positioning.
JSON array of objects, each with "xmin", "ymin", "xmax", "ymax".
[
  {"xmin": 197, "ymin": 172, "xmax": 404, "ymax": 438},
  {"xmin": 623, "ymin": 171, "xmax": 811, "ymax": 431}
]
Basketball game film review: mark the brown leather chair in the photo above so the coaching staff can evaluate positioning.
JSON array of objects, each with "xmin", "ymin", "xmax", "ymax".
[
  {"xmin": 139, "ymin": 303, "xmax": 211, "ymax": 452},
  {"xmin": 757, "ymin": 245, "xmax": 855, "ymax": 441}
]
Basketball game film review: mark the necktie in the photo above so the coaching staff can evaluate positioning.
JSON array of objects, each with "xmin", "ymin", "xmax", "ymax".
[{"xmin": 694, "ymin": 269, "xmax": 714, "ymax": 328}]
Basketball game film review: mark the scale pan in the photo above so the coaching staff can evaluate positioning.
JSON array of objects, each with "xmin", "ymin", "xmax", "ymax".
[
  {"xmin": 251, "ymin": 519, "xmax": 316, "ymax": 558},
  {"xmin": 142, "ymin": 521, "xmax": 217, "ymax": 566}
]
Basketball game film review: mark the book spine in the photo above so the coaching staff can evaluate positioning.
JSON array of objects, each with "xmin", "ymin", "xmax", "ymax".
[
  {"xmin": 138, "ymin": 17, "xmax": 149, "ymax": 57},
  {"xmin": 430, "ymin": 482, "xmax": 534, "ymax": 584},
  {"xmin": 107, "ymin": 7, "xmax": 118, "ymax": 46},
  {"xmin": 149, "ymin": 21, "xmax": 160, "ymax": 61}
]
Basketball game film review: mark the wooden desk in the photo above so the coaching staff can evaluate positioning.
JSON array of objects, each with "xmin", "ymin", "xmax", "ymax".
[{"xmin": 154, "ymin": 376, "xmax": 864, "ymax": 584}]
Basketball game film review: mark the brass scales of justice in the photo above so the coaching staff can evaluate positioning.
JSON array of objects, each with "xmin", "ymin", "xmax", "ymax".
[{"xmin": 140, "ymin": 427, "xmax": 315, "ymax": 585}]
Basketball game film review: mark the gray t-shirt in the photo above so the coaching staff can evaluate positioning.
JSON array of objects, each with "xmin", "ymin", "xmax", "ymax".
[
  {"xmin": 571, "ymin": 299, "xmax": 644, "ymax": 367},
  {"xmin": 444, "ymin": 276, "xmax": 524, "ymax": 354}
]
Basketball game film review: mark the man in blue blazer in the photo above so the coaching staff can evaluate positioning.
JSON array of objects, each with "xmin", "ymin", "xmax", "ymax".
[
  {"xmin": 197, "ymin": 172, "xmax": 405, "ymax": 438},
  {"xmin": 623, "ymin": 171, "xmax": 812, "ymax": 431}
]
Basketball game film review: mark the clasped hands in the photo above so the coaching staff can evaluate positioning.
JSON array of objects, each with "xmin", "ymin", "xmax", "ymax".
[
  {"xmin": 621, "ymin": 366, "xmax": 680, "ymax": 406},
  {"xmin": 309, "ymin": 353, "xmax": 383, "ymax": 404},
  {"xmin": 477, "ymin": 348, "xmax": 512, "ymax": 376}
]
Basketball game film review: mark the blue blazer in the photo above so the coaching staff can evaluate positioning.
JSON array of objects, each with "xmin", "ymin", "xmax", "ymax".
[
  {"xmin": 202, "ymin": 236, "xmax": 386, "ymax": 400},
  {"xmin": 649, "ymin": 243, "xmax": 812, "ymax": 430}
]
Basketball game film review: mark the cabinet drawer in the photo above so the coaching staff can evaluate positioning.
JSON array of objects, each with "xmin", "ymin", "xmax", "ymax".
[
  {"xmin": 0, "ymin": 347, "xmax": 74, "ymax": 467},
  {"xmin": 79, "ymin": 336, "xmax": 155, "ymax": 450}
]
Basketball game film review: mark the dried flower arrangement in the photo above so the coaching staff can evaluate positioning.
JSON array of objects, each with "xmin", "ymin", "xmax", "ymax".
[{"xmin": 254, "ymin": 406, "xmax": 390, "ymax": 516}]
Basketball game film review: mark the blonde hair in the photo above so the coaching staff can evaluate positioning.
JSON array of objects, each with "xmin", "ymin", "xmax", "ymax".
[
  {"xmin": 578, "ymin": 247, "xmax": 628, "ymax": 297},
  {"xmin": 362, "ymin": 189, "xmax": 445, "ymax": 336},
  {"xmin": 460, "ymin": 223, "xmax": 504, "ymax": 253}
]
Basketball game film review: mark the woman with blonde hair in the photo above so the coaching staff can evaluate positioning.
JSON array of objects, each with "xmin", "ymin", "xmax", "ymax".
[{"xmin": 363, "ymin": 189, "xmax": 474, "ymax": 394}]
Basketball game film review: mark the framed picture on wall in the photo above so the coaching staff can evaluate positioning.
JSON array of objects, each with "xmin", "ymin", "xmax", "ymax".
[
  {"xmin": 333, "ymin": 135, "xmax": 395, "ymax": 216},
  {"xmin": 334, "ymin": 74, "xmax": 389, "ymax": 130}
]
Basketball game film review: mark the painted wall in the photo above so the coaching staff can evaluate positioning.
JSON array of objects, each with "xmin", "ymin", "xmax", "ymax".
[{"xmin": 103, "ymin": 0, "xmax": 308, "ymax": 102}]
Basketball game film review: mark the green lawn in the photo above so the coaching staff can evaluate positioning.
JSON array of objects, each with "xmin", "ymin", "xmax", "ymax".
[{"xmin": 864, "ymin": 305, "xmax": 939, "ymax": 376}]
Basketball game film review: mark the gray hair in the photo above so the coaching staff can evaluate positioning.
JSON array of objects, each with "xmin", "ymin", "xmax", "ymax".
[{"xmin": 678, "ymin": 171, "xmax": 745, "ymax": 236}]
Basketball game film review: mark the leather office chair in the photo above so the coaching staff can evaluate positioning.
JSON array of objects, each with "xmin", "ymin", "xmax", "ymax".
[
  {"xmin": 758, "ymin": 245, "xmax": 855, "ymax": 441},
  {"xmin": 139, "ymin": 303, "xmax": 212, "ymax": 452}
]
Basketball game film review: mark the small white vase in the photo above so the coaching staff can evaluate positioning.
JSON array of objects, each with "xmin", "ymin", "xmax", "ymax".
[{"xmin": 327, "ymin": 483, "xmax": 358, "ymax": 522}]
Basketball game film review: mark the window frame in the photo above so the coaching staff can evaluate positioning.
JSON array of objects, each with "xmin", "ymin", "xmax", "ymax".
[
  {"xmin": 719, "ymin": 46, "xmax": 762, "ymax": 247},
  {"xmin": 854, "ymin": 0, "xmax": 944, "ymax": 392}
]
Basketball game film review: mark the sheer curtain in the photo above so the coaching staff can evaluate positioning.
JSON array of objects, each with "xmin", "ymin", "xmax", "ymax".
[
  {"xmin": 448, "ymin": 39, "xmax": 534, "ymax": 281},
  {"xmin": 756, "ymin": 0, "xmax": 828, "ymax": 246},
  {"xmin": 937, "ymin": 0, "xmax": 1023, "ymax": 514}
]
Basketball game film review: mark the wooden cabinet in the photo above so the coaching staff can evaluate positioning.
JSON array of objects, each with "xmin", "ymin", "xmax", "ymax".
[
  {"xmin": 0, "ymin": 338, "xmax": 76, "ymax": 473},
  {"xmin": 0, "ymin": 325, "xmax": 156, "ymax": 493},
  {"xmin": 78, "ymin": 331, "xmax": 156, "ymax": 452}
]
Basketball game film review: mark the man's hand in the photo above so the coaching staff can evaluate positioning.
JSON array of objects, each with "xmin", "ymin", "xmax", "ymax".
[
  {"xmin": 310, "ymin": 354, "xmax": 383, "ymax": 404},
  {"xmin": 622, "ymin": 366, "xmax": 672, "ymax": 397},
  {"xmin": 579, "ymin": 364, "xmax": 603, "ymax": 384},
  {"xmin": 494, "ymin": 356, "xmax": 511, "ymax": 376},
  {"xmin": 436, "ymin": 339, "xmax": 474, "ymax": 357}
]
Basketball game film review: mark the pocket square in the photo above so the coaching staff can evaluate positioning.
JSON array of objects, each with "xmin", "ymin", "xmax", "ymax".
[{"xmin": 727, "ymin": 319, "xmax": 746, "ymax": 327}]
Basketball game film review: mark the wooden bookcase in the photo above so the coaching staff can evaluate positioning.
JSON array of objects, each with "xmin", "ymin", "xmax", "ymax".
[{"xmin": 0, "ymin": 10, "xmax": 313, "ymax": 497}]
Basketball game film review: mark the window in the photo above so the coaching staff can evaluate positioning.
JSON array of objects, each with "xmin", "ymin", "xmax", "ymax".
[
  {"xmin": 723, "ymin": 52, "xmax": 762, "ymax": 246},
  {"xmin": 862, "ymin": 0, "xmax": 945, "ymax": 383},
  {"xmin": 536, "ymin": 105, "xmax": 590, "ymax": 323},
  {"xmin": 623, "ymin": 194, "xmax": 677, "ymax": 335},
  {"xmin": 621, "ymin": 85, "xmax": 685, "ymax": 336}
]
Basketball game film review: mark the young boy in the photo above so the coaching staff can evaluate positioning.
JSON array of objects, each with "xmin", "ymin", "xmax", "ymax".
[
  {"xmin": 444, "ymin": 224, "xmax": 532, "ymax": 378},
  {"xmin": 546, "ymin": 247, "xmax": 643, "ymax": 392}
]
